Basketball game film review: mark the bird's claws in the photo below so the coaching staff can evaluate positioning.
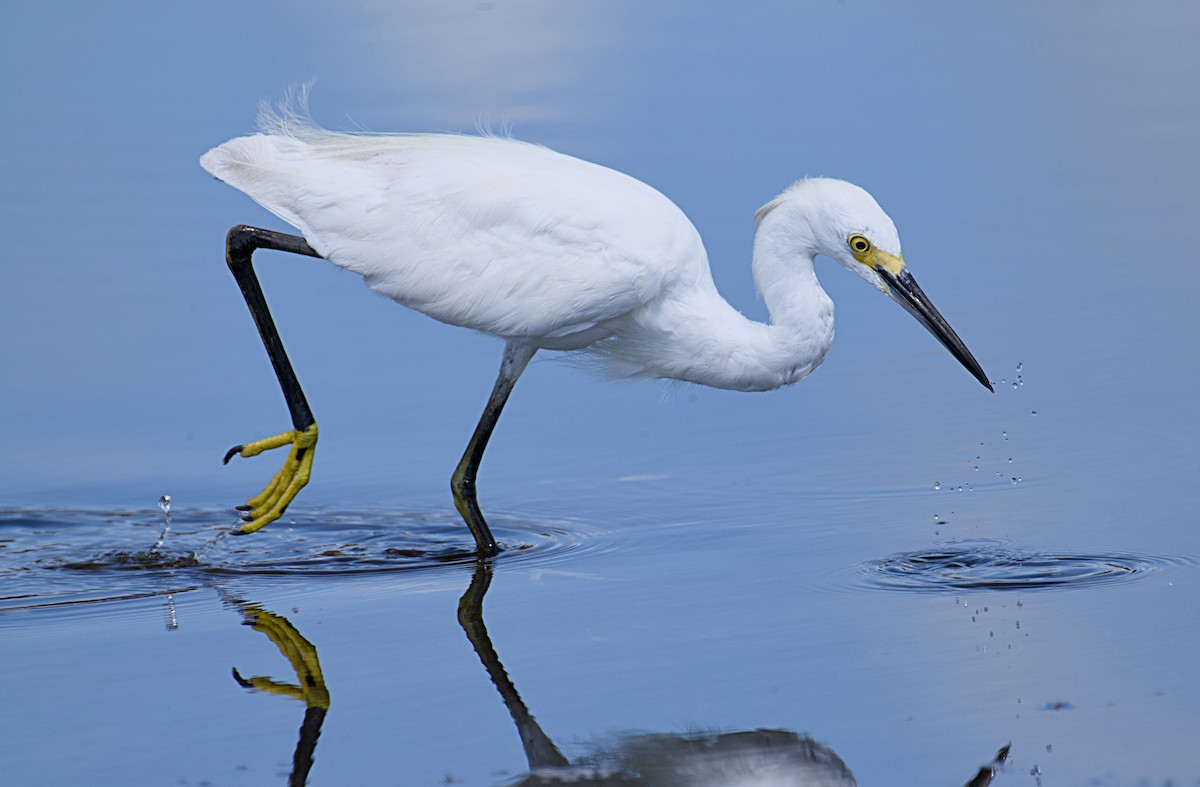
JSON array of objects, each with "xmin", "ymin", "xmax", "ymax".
[
  {"xmin": 223, "ymin": 445, "xmax": 245, "ymax": 465},
  {"xmin": 223, "ymin": 424, "xmax": 319, "ymax": 534}
]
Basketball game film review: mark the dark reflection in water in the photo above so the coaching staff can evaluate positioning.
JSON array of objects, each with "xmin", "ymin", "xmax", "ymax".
[
  {"xmin": 457, "ymin": 561, "xmax": 1004, "ymax": 786},
  {"xmin": 226, "ymin": 597, "xmax": 329, "ymax": 787},
  {"xmin": 861, "ymin": 540, "xmax": 1191, "ymax": 592},
  {"xmin": 0, "ymin": 507, "xmax": 1017, "ymax": 785},
  {"xmin": 963, "ymin": 744, "xmax": 1010, "ymax": 787}
]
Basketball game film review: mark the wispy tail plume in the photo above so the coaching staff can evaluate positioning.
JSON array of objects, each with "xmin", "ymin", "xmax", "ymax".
[{"xmin": 256, "ymin": 81, "xmax": 319, "ymax": 139}]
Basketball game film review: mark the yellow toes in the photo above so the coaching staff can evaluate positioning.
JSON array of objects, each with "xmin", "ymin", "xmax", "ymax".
[{"xmin": 227, "ymin": 423, "xmax": 318, "ymax": 534}]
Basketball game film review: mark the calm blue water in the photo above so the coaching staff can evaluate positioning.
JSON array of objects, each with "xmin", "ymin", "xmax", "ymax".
[{"xmin": 2, "ymin": 2, "xmax": 1199, "ymax": 784}]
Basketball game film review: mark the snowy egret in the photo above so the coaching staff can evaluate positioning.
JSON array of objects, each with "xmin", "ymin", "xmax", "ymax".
[{"xmin": 201, "ymin": 108, "xmax": 991, "ymax": 557}]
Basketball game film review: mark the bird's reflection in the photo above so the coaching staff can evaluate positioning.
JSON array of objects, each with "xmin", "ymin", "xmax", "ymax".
[
  {"xmin": 458, "ymin": 560, "xmax": 1009, "ymax": 786},
  {"xmin": 225, "ymin": 597, "xmax": 329, "ymax": 787},
  {"xmin": 964, "ymin": 743, "xmax": 1011, "ymax": 787},
  {"xmin": 211, "ymin": 564, "xmax": 1008, "ymax": 787},
  {"xmin": 459, "ymin": 561, "xmax": 856, "ymax": 786}
]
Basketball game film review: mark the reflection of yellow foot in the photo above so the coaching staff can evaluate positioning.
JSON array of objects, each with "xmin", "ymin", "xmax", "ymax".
[
  {"xmin": 224, "ymin": 423, "xmax": 318, "ymax": 534},
  {"xmin": 232, "ymin": 603, "xmax": 329, "ymax": 710}
]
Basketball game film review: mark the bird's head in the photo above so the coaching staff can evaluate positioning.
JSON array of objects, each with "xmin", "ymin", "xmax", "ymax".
[{"xmin": 756, "ymin": 178, "xmax": 992, "ymax": 391}]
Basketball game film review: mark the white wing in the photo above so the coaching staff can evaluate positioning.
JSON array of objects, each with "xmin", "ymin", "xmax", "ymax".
[{"xmin": 201, "ymin": 130, "xmax": 705, "ymax": 345}]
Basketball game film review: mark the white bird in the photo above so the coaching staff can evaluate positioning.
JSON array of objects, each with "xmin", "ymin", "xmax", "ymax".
[{"xmin": 201, "ymin": 107, "xmax": 991, "ymax": 557}]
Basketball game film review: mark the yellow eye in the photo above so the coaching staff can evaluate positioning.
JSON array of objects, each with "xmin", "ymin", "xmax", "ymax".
[{"xmin": 848, "ymin": 234, "xmax": 872, "ymax": 255}]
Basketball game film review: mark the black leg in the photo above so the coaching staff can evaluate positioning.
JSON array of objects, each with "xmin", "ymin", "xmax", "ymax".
[
  {"xmin": 451, "ymin": 342, "xmax": 535, "ymax": 556},
  {"xmin": 222, "ymin": 224, "xmax": 323, "ymax": 533}
]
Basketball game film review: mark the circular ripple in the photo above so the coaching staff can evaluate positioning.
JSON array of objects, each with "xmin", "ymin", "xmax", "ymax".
[
  {"xmin": 199, "ymin": 509, "xmax": 601, "ymax": 575},
  {"xmin": 0, "ymin": 506, "xmax": 610, "ymax": 612},
  {"xmin": 859, "ymin": 540, "xmax": 1191, "ymax": 593}
]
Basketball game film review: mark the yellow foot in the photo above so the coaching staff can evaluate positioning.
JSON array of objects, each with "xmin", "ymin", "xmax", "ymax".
[{"xmin": 223, "ymin": 423, "xmax": 318, "ymax": 534}]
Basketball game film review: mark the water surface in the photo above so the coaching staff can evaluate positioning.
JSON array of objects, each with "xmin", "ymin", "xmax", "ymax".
[{"xmin": 2, "ymin": 2, "xmax": 1199, "ymax": 784}]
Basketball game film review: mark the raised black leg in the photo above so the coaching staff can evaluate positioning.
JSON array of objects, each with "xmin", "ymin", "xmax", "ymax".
[{"xmin": 222, "ymin": 224, "xmax": 323, "ymax": 533}]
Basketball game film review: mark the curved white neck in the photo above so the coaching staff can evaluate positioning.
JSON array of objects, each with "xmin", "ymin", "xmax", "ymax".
[{"xmin": 603, "ymin": 225, "xmax": 834, "ymax": 392}]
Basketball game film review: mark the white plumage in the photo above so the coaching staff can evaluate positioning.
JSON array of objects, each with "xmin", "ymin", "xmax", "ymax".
[{"xmin": 202, "ymin": 108, "xmax": 989, "ymax": 553}]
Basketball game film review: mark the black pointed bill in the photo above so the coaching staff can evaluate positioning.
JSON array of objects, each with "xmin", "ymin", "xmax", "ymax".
[{"xmin": 877, "ymin": 266, "xmax": 993, "ymax": 391}]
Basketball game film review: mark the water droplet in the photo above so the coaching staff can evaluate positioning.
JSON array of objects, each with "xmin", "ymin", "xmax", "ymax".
[
  {"xmin": 974, "ymin": 466, "xmax": 979, "ymax": 471},
  {"xmin": 163, "ymin": 593, "xmax": 179, "ymax": 632},
  {"xmin": 1016, "ymin": 362, "xmax": 1023, "ymax": 372},
  {"xmin": 1008, "ymin": 457, "xmax": 1013, "ymax": 463},
  {"xmin": 152, "ymin": 494, "xmax": 172, "ymax": 553},
  {"xmin": 1011, "ymin": 477, "xmax": 1019, "ymax": 484},
  {"xmin": 1031, "ymin": 410, "xmax": 1038, "ymax": 416},
  {"xmin": 1002, "ymin": 431, "xmax": 1008, "ymax": 440},
  {"xmin": 934, "ymin": 481, "xmax": 941, "ymax": 491},
  {"xmin": 1012, "ymin": 381, "xmax": 1018, "ymax": 389}
]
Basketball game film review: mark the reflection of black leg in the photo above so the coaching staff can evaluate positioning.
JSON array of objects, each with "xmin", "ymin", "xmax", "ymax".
[
  {"xmin": 451, "ymin": 343, "xmax": 536, "ymax": 556},
  {"xmin": 222, "ymin": 225, "xmax": 323, "ymax": 533},
  {"xmin": 229, "ymin": 600, "xmax": 330, "ymax": 787},
  {"xmin": 291, "ymin": 706, "xmax": 328, "ymax": 787},
  {"xmin": 458, "ymin": 560, "xmax": 569, "ymax": 769}
]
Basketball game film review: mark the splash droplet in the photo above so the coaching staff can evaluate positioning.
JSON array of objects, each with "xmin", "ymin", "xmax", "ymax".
[{"xmin": 151, "ymin": 495, "xmax": 173, "ymax": 553}]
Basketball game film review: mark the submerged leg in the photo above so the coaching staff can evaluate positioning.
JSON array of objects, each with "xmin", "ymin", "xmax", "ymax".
[
  {"xmin": 451, "ymin": 342, "xmax": 536, "ymax": 557},
  {"xmin": 222, "ymin": 224, "xmax": 323, "ymax": 534}
]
